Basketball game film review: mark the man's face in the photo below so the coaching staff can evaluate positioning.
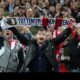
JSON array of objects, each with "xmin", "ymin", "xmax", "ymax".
[
  {"xmin": 19, "ymin": 8, "xmax": 25, "ymax": 16},
  {"xmin": 49, "ymin": 6, "xmax": 55, "ymax": 16},
  {"xmin": 26, "ymin": 8, "xmax": 34, "ymax": 18},
  {"xmin": 3, "ymin": 30, "xmax": 13, "ymax": 40},
  {"xmin": 15, "ymin": 0, "xmax": 20, "ymax": 6},
  {"xmin": 36, "ymin": 30, "xmax": 47, "ymax": 44},
  {"xmin": 49, "ymin": 6, "xmax": 55, "ymax": 12},
  {"xmin": 14, "ymin": 7, "xmax": 19, "ymax": 14},
  {"xmin": 56, "ymin": 3, "xmax": 61, "ymax": 10},
  {"xmin": 44, "ymin": 0, "xmax": 49, "ymax": 6},
  {"xmin": 61, "ymin": 10, "xmax": 68, "ymax": 17}
]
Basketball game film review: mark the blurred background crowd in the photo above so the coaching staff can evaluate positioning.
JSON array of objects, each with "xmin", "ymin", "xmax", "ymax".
[
  {"xmin": 0, "ymin": 0, "xmax": 80, "ymax": 22},
  {"xmin": 0, "ymin": 0, "xmax": 79, "ymax": 35}
]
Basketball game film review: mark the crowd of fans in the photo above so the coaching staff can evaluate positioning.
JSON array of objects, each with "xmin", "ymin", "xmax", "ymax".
[
  {"xmin": 0, "ymin": 0, "xmax": 80, "ymax": 22},
  {"xmin": 0, "ymin": 0, "xmax": 80, "ymax": 72}
]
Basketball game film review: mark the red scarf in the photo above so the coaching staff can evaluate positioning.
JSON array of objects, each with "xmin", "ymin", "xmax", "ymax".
[{"xmin": 8, "ymin": 39, "xmax": 17, "ymax": 49}]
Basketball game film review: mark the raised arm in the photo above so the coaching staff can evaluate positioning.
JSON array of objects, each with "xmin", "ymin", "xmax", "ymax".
[
  {"xmin": 53, "ymin": 20, "xmax": 75, "ymax": 47},
  {"xmin": 9, "ymin": 27, "xmax": 28, "ymax": 45},
  {"xmin": 53, "ymin": 28, "xmax": 72, "ymax": 47}
]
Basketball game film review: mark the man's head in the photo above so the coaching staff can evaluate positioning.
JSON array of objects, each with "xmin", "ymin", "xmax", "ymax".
[
  {"xmin": 14, "ymin": 0, "xmax": 20, "ymax": 6},
  {"xmin": 31, "ymin": 0, "xmax": 37, "ymax": 6},
  {"xmin": 56, "ymin": 3, "xmax": 61, "ymax": 11},
  {"xmin": 19, "ymin": 6, "xmax": 26, "ymax": 17},
  {"xmin": 26, "ymin": 8, "xmax": 34, "ymax": 18},
  {"xmin": 44, "ymin": 0, "xmax": 50, "ymax": 7},
  {"xmin": 0, "ymin": 1, "xmax": 8, "ymax": 10},
  {"xmin": 60, "ymin": 7, "xmax": 71, "ymax": 18},
  {"xmin": 49, "ymin": 6, "xmax": 55, "ymax": 17},
  {"xmin": 3, "ymin": 29, "xmax": 13, "ymax": 40},
  {"xmin": 36, "ymin": 28, "xmax": 47, "ymax": 44},
  {"xmin": 13, "ymin": 6, "xmax": 19, "ymax": 16}
]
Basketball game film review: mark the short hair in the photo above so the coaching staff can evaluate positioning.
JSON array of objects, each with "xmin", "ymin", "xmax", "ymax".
[
  {"xmin": 36, "ymin": 27, "xmax": 46, "ymax": 34},
  {"xmin": 38, "ymin": 28, "xmax": 46, "ymax": 32}
]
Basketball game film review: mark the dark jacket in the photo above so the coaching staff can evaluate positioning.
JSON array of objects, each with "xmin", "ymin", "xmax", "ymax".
[
  {"xmin": 68, "ymin": 34, "xmax": 80, "ymax": 68},
  {"xmin": 9, "ymin": 27, "xmax": 72, "ymax": 71}
]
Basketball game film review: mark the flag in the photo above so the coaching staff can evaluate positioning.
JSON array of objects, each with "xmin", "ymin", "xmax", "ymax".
[{"xmin": 55, "ymin": 18, "xmax": 63, "ymax": 29}]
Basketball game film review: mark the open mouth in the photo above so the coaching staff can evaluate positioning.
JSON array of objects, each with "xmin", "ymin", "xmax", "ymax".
[
  {"xmin": 39, "ymin": 38, "xmax": 44, "ymax": 40},
  {"xmin": 6, "ymin": 33, "xmax": 10, "ymax": 35}
]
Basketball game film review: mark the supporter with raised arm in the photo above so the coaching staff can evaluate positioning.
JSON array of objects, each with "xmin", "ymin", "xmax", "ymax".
[
  {"xmin": 0, "ymin": 7, "xmax": 24, "ymax": 72},
  {"xmin": 4, "ymin": 18, "xmax": 74, "ymax": 72}
]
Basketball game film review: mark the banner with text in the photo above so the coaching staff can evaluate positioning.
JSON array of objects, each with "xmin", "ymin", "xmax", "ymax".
[{"xmin": 8, "ymin": 18, "xmax": 70, "ymax": 27}]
